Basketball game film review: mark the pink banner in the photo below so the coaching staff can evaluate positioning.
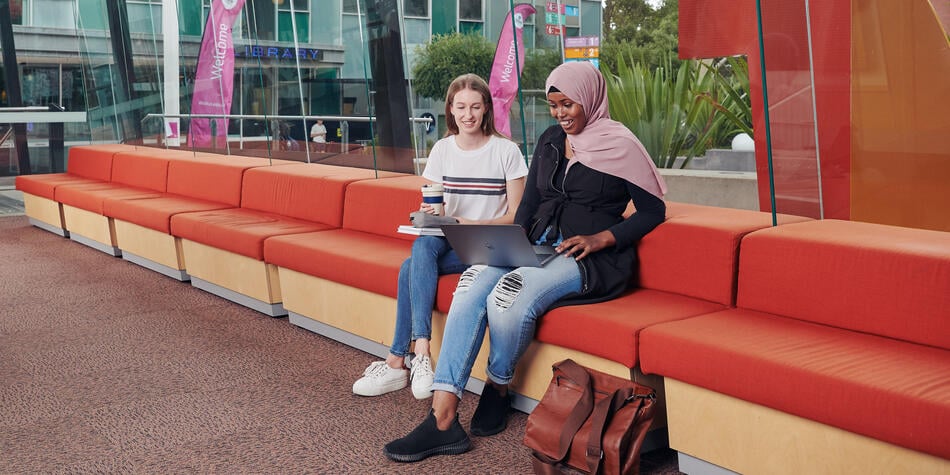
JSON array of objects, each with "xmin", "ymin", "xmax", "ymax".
[
  {"xmin": 189, "ymin": 0, "xmax": 246, "ymax": 148},
  {"xmin": 489, "ymin": 3, "xmax": 536, "ymax": 138}
]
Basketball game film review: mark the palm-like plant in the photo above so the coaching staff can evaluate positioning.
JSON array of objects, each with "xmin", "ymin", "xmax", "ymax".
[{"xmin": 604, "ymin": 55, "xmax": 752, "ymax": 168}]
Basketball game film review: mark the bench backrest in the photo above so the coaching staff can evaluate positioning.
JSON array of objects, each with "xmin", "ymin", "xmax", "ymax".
[
  {"xmin": 342, "ymin": 174, "xmax": 423, "ymax": 241},
  {"xmin": 638, "ymin": 202, "xmax": 812, "ymax": 306},
  {"xmin": 241, "ymin": 163, "xmax": 394, "ymax": 226},
  {"xmin": 737, "ymin": 219, "xmax": 950, "ymax": 350},
  {"xmin": 111, "ymin": 151, "xmax": 171, "ymax": 192},
  {"xmin": 165, "ymin": 155, "xmax": 254, "ymax": 206},
  {"xmin": 66, "ymin": 144, "xmax": 134, "ymax": 181}
]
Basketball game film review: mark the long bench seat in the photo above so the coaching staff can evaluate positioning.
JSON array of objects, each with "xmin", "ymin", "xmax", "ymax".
[
  {"xmin": 17, "ymin": 144, "xmax": 948, "ymax": 473},
  {"xmin": 265, "ymin": 175, "xmax": 812, "ymax": 422},
  {"xmin": 640, "ymin": 219, "xmax": 950, "ymax": 473},
  {"xmin": 104, "ymin": 152, "xmax": 296, "ymax": 280},
  {"xmin": 172, "ymin": 163, "xmax": 406, "ymax": 316},
  {"xmin": 15, "ymin": 143, "xmax": 136, "ymax": 237}
]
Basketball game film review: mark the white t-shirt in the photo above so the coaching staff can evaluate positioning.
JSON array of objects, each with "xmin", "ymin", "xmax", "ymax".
[
  {"xmin": 422, "ymin": 134, "xmax": 528, "ymax": 221},
  {"xmin": 310, "ymin": 123, "xmax": 327, "ymax": 143}
]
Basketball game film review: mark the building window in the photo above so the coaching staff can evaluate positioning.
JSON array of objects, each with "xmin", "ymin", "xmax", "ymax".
[
  {"xmin": 343, "ymin": 0, "xmax": 359, "ymax": 14},
  {"xmin": 29, "ymin": 0, "xmax": 75, "ymax": 28},
  {"xmin": 9, "ymin": 0, "xmax": 24, "ymax": 25},
  {"xmin": 458, "ymin": 0, "xmax": 481, "ymax": 21},
  {"xmin": 239, "ymin": 0, "xmax": 309, "ymax": 42},
  {"xmin": 404, "ymin": 0, "xmax": 427, "ymax": 17}
]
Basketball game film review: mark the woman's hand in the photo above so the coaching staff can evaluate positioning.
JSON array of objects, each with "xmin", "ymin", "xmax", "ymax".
[
  {"xmin": 556, "ymin": 230, "xmax": 616, "ymax": 261},
  {"xmin": 420, "ymin": 203, "xmax": 438, "ymax": 215}
]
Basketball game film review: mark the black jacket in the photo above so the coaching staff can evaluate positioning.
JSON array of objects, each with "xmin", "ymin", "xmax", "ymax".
[{"xmin": 515, "ymin": 125, "xmax": 666, "ymax": 305}]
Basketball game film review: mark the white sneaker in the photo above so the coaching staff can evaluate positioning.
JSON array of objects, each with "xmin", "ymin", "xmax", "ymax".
[
  {"xmin": 353, "ymin": 361, "xmax": 408, "ymax": 396},
  {"xmin": 410, "ymin": 354, "xmax": 434, "ymax": 400}
]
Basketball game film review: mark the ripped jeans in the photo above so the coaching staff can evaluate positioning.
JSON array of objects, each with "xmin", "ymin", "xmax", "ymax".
[
  {"xmin": 390, "ymin": 236, "xmax": 467, "ymax": 358},
  {"xmin": 430, "ymin": 255, "xmax": 582, "ymax": 398}
]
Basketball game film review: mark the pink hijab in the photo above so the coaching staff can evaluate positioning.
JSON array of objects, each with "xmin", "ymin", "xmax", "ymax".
[{"xmin": 545, "ymin": 62, "xmax": 667, "ymax": 199}]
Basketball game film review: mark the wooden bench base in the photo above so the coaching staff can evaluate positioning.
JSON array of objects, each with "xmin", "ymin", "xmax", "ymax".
[
  {"xmin": 181, "ymin": 239, "xmax": 285, "ymax": 316},
  {"xmin": 114, "ymin": 220, "xmax": 189, "ymax": 281},
  {"xmin": 23, "ymin": 193, "xmax": 68, "ymax": 237},
  {"xmin": 664, "ymin": 378, "xmax": 949, "ymax": 474},
  {"xmin": 62, "ymin": 204, "xmax": 119, "ymax": 256},
  {"xmin": 278, "ymin": 267, "xmax": 667, "ymax": 426}
]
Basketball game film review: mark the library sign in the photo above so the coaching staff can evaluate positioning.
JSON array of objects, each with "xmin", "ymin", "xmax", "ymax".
[{"xmin": 235, "ymin": 45, "xmax": 324, "ymax": 62}]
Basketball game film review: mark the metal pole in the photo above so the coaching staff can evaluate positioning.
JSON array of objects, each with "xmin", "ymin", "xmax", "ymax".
[
  {"xmin": 0, "ymin": 0, "xmax": 31, "ymax": 175},
  {"xmin": 755, "ymin": 0, "xmax": 778, "ymax": 226},
  {"xmin": 49, "ymin": 104, "xmax": 65, "ymax": 172}
]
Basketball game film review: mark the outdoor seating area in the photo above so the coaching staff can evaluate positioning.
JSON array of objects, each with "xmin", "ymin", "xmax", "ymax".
[{"xmin": 15, "ymin": 144, "xmax": 950, "ymax": 474}]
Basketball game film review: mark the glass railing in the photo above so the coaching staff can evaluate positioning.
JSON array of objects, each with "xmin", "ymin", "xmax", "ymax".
[{"xmin": 752, "ymin": 0, "xmax": 949, "ymax": 229}]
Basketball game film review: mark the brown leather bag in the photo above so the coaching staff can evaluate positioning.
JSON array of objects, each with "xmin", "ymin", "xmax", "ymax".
[{"xmin": 523, "ymin": 359, "xmax": 656, "ymax": 475}]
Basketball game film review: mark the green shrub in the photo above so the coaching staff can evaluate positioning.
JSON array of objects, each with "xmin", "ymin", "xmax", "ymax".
[{"xmin": 604, "ymin": 54, "xmax": 753, "ymax": 168}]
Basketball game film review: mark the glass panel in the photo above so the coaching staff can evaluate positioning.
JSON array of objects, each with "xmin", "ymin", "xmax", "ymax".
[
  {"xmin": 9, "ymin": 0, "xmax": 24, "ymax": 24},
  {"xmin": 178, "ymin": 0, "xmax": 203, "ymax": 36},
  {"xmin": 30, "ymin": 0, "xmax": 75, "ymax": 28},
  {"xmin": 277, "ymin": 12, "xmax": 308, "ymax": 42},
  {"xmin": 403, "ymin": 17, "xmax": 430, "ymax": 45},
  {"xmin": 850, "ymin": 0, "xmax": 950, "ymax": 230},
  {"xmin": 430, "ymin": 1, "xmax": 455, "ymax": 35},
  {"xmin": 459, "ymin": 21, "xmax": 482, "ymax": 35},
  {"xmin": 580, "ymin": 0, "xmax": 600, "ymax": 36},
  {"xmin": 276, "ymin": 0, "xmax": 308, "ymax": 12},
  {"xmin": 21, "ymin": 67, "xmax": 60, "ymax": 107},
  {"xmin": 404, "ymin": 0, "xmax": 427, "ymax": 17},
  {"xmin": 459, "ymin": 0, "xmax": 481, "ymax": 21},
  {"xmin": 244, "ymin": 0, "xmax": 276, "ymax": 41},
  {"xmin": 127, "ymin": 3, "xmax": 161, "ymax": 33},
  {"xmin": 77, "ymin": 0, "xmax": 107, "ymax": 30},
  {"xmin": 757, "ymin": 1, "xmax": 823, "ymax": 220}
]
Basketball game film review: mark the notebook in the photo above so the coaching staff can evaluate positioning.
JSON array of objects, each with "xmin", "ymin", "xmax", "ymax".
[{"xmin": 440, "ymin": 224, "xmax": 559, "ymax": 268}]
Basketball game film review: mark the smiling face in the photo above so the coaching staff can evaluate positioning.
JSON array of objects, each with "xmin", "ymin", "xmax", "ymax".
[
  {"xmin": 450, "ymin": 88, "xmax": 487, "ymax": 137},
  {"xmin": 547, "ymin": 91, "xmax": 588, "ymax": 135}
]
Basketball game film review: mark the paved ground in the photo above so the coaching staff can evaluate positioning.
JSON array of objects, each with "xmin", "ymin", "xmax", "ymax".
[{"xmin": 0, "ymin": 177, "xmax": 25, "ymax": 216}]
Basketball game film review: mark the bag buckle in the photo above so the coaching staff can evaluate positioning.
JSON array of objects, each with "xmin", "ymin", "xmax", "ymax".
[
  {"xmin": 586, "ymin": 448, "xmax": 604, "ymax": 460},
  {"xmin": 626, "ymin": 392, "xmax": 656, "ymax": 402}
]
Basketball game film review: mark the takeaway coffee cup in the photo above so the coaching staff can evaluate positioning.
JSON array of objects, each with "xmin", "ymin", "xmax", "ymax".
[{"xmin": 421, "ymin": 183, "xmax": 444, "ymax": 216}]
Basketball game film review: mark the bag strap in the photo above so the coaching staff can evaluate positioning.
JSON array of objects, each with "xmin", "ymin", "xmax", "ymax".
[
  {"xmin": 552, "ymin": 360, "xmax": 596, "ymax": 461},
  {"xmin": 585, "ymin": 388, "xmax": 639, "ymax": 474}
]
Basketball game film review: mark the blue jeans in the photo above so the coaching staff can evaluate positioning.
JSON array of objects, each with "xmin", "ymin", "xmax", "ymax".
[
  {"xmin": 430, "ymin": 255, "xmax": 582, "ymax": 398},
  {"xmin": 390, "ymin": 236, "xmax": 467, "ymax": 357}
]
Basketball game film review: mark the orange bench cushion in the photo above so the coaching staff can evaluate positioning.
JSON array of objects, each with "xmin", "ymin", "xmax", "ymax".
[
  {"xmin": 15, "ymin": 144, "xmax": 131, "ymax": 198},
  {"xmin": 738, "ymin": 219, "xmax": 950, "ymax": 350},
  {"xmin": 16, "ymin": 174, "xmax": 103, "ymax": 200},
  {"xmin": 264, "ymin": 229, "xmax": 412, "ymax": 297},
  {"xmin": 171, "ymin": 208, "xmax": 332, "ymax": 260},
  {"xmin": 103, "ymin": 195, "xmax": 234, "ymax": 233},
  {"xmin": 536, "ymin": 289, "xmax": 726, "ymax": 368},
  {"xmin": 638, "ymin": 203, "xmax": 812, "ymax": 306},
  {"xmin": 639, "ymin": 309, "xmax": 950, "ymax": 459},
  {"xmin": 341, "ymin": 175, "xmax": 426, "ymax": 241},
  {"xmin": 54, "ymin": 182, "xmax": 163, "ymax": 215}
]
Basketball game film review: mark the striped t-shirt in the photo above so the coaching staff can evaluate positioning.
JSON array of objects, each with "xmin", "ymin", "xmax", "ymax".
[{"xmin": 422, "ymin": 134, "xmax": 528, "ymax": 221}]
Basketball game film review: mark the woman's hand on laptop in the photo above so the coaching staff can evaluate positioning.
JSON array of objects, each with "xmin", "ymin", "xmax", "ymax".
[{"xmin": 556, "ymin": 231, "xmax": 617, "ymax": 260}]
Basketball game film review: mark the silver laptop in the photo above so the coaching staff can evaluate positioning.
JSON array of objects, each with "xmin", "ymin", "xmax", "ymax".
[{"xmin": 440, "ymin": 224, "xmax": 559, "ymax": 267}]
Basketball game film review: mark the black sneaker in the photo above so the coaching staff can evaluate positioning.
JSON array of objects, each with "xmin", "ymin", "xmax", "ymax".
[
  {"xmin": 384, "ymin": 410, "xmax": 471, "ymax": 462},
  {"xmin": 470, "ymin": 383, "xmax": 510, "ymax": 436}
]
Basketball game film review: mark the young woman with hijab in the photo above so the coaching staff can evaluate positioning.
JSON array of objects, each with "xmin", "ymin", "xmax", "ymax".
[
  {"xmin": 383, "ymin": 61, "xmax": 668, "ymax": 462},
  {"xmin": 352, "ymin": 74, "xmax": 528, "ymax": 400}
]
